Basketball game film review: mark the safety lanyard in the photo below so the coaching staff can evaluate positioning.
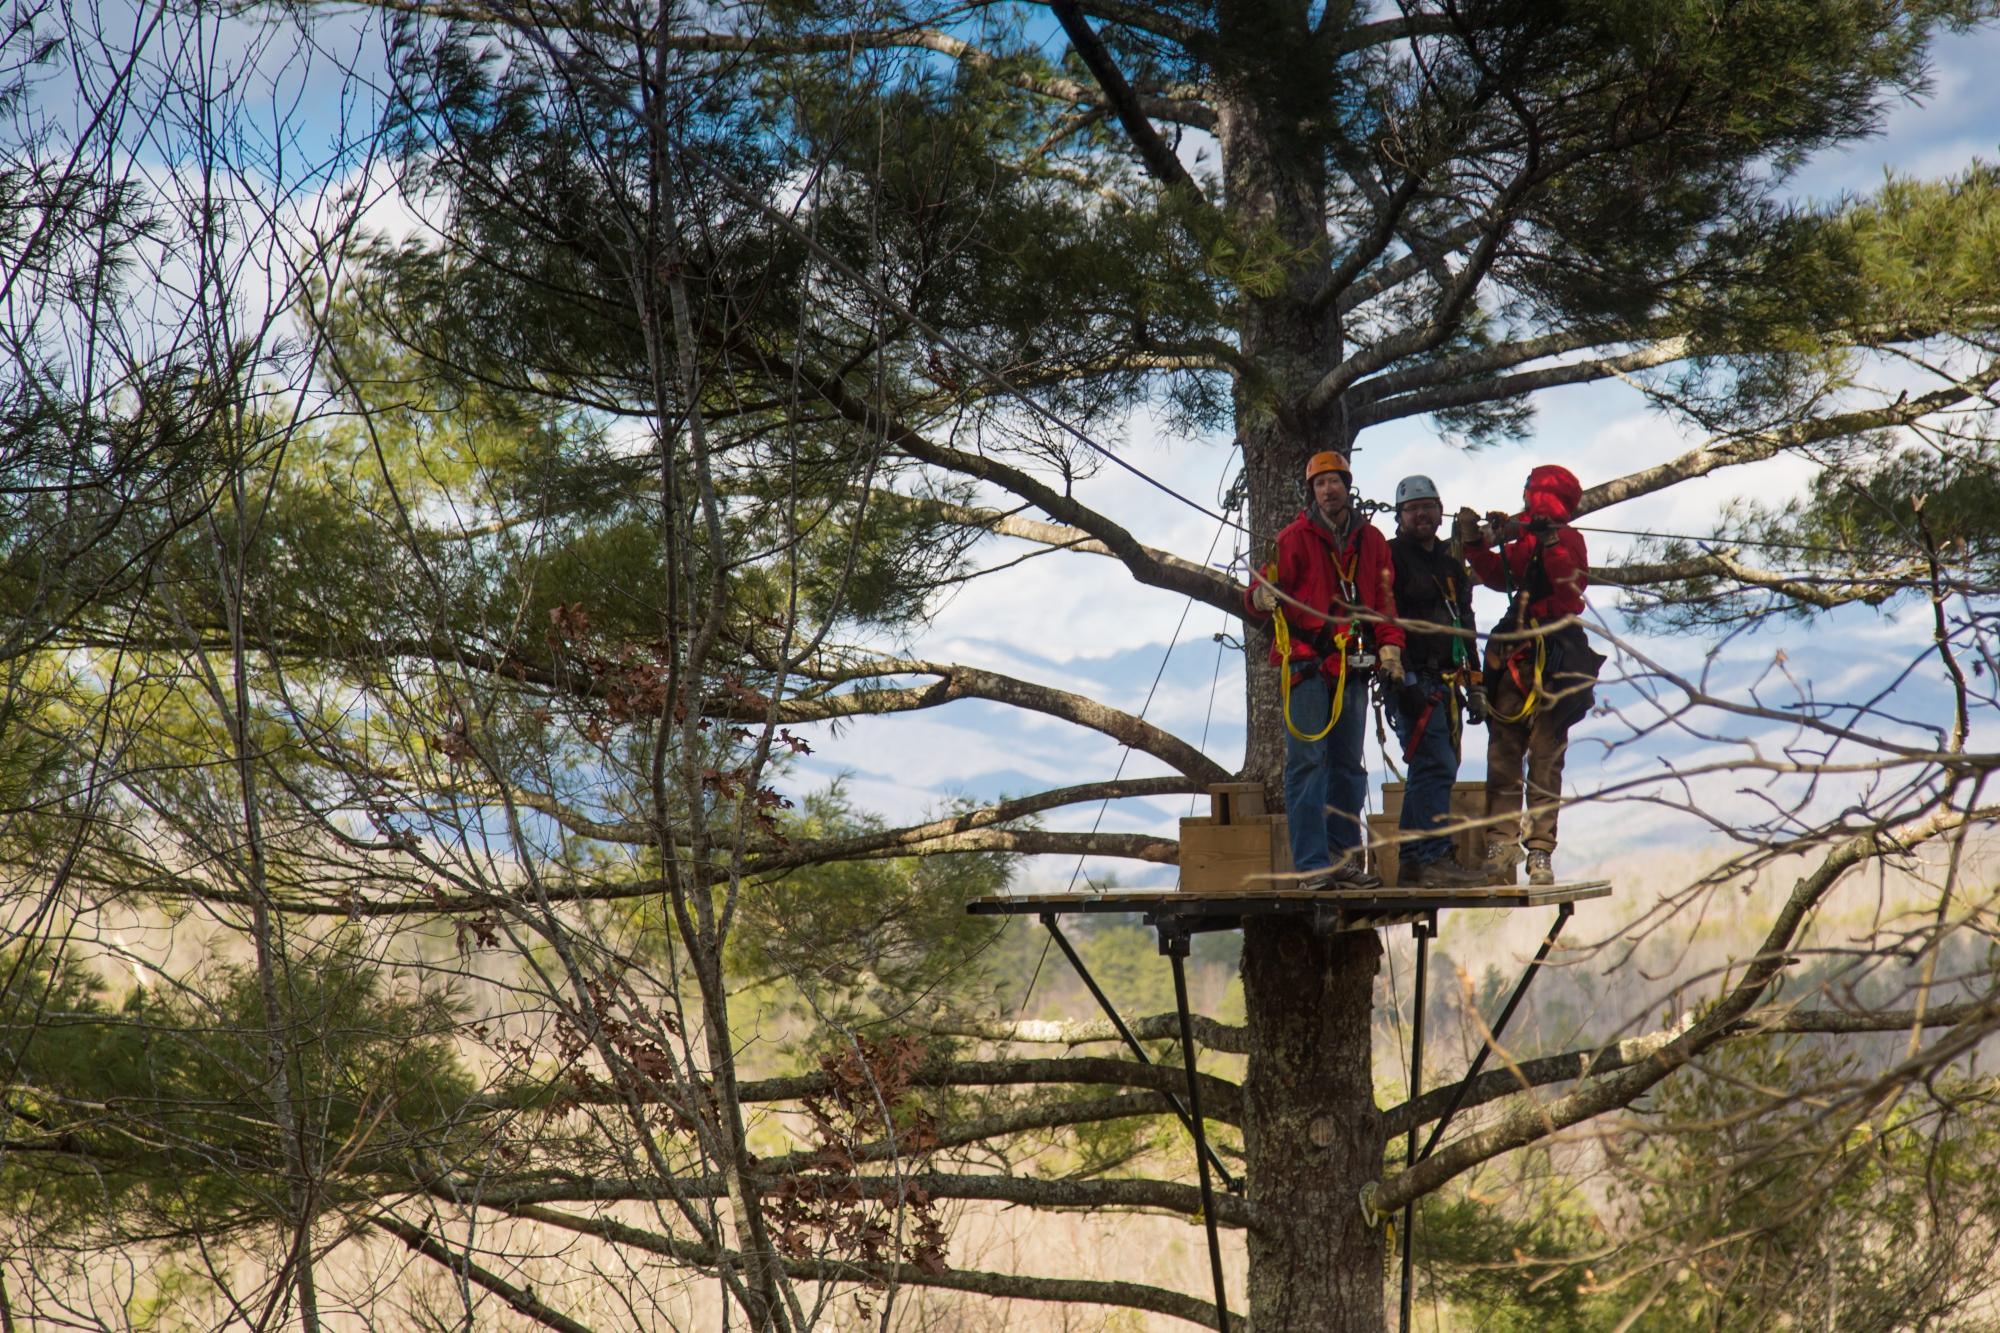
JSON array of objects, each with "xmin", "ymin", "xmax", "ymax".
[
  {"xmin": 1264, "ymin": 526, "xmax": 1362, "ymax": 743},
  {"xmin": 1331, "ymin": 540, "xmax": 1359, "ymax": 607},
  {"xmin": 1273, "ymin": 606, "xmax": 1348, "ymax": 741},
  {"xmin": 1432, "ymin": 571, "xmax": 1467, "ymax": 669}
]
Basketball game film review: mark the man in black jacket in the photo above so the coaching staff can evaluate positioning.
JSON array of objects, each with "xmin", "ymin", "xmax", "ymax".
[{"xmin": 1383, "ymin": 475, "xmax": 1487, "ymax": 887}]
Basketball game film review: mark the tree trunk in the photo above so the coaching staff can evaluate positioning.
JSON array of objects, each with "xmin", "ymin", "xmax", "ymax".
[
  {"xmin": 1218, "ymin": 6, "xmax": 1388, "ymax": 1326},
  {"xmin": 1241, "ymin": 924, "xmax": 1387, "ymax": 1330}
]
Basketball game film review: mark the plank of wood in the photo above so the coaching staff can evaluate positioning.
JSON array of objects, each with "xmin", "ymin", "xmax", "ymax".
[{"xmin": 969, "ymin": 881, "xmax": 1611, "ymax": 913}]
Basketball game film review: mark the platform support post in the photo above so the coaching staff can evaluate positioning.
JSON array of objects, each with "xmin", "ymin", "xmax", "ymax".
[
  {"xmin": 1418, "ymin": 902, "xmax": 1572, "ymax": 1162},
  {"xmin": 1037, "ymin": 913, "xmax": 1239, "ymax": 1192},
  {"xmin": 1399, "ymin": 914, "xmax": 1434, "ymax": 1332},
  {"xmin": 1167, "ymin": 931, "xmax": 1231, "ymax": 1333}
]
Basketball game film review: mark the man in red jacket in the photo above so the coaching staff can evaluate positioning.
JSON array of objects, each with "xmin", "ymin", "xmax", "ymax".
[
  {"xmin": 1459, "ymin": 464, "xmax": 1596, "ymax": 886},
  {"xmin": 1248, "ymin": 451, "xmax": 1405, "ymax": 888}
]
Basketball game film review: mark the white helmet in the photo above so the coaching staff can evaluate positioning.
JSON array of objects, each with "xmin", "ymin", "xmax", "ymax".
[{"xmin": 1394, "ymin": 474, "xmax": 1441, "ymax": 508}]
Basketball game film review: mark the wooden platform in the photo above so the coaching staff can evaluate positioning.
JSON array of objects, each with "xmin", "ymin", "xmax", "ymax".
[{"xmin": 968, "ymin": 881, "xmax": 1609, "ymax": 934}]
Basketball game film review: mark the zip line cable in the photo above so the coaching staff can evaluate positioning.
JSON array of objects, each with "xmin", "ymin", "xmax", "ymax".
[
  {"xmin": 1063, "ymin": 499, "xmax": 1235, "ymax": 895},
  {"xmin": 1189, "ymin": 613, "xmax": 1232, "ymax": 817},
  {"xmin": 1017, "ymin": 489, "xmax": 1237, "ymax": 1017},
  {"xmin": 1570, "ymin": 523, "xmax": 1889, "ymax": 559}
]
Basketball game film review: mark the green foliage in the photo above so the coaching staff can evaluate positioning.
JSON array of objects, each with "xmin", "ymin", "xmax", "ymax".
[
  {"xmin": 727, "ymin": 786, "xmax": 1017, "ymax": 1032},
  {"xmin": 1595, "ymin": 1037, "xmax": 2000, "ymax": 1330},
  {"xmin": 0, "ymin": 946, "xmax": 475, "ymax": 1245},
  {"xmin": 1410, "ymin": 1183, "xmax": 1606, "ymax": 1331}
]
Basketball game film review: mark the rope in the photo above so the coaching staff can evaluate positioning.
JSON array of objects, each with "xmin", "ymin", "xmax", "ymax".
[{"xmin": 1272, "ymin": 604, "xmax": 1348, "ymax": 742}]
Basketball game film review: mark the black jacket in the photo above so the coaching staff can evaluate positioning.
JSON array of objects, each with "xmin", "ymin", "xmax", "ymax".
[{"xmin": 1387, "ymin": 534, "xmax": 1477, "ymax": 674}]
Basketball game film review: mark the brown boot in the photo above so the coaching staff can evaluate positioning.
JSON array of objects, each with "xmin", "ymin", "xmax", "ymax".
[
  {"xmin": 1526, "ymin": 849, "xmax": 1555, "ymax": 886},
  {"xmin": 1413, "ymin": 857, "xmax": 1486, "ymax": 888},
  {"xmin": 1482, "ymin": 841, "xmax": 1521, "ymax": 886}
]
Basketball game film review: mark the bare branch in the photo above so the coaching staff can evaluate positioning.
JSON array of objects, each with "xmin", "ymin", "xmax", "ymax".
[
  {"xmin": 1383, "ymin": 996, "xmax": 2000, "ymax": 1140},
  {"xmin": 1580, "ymin": 355, "xmax": 2000, "ymax": 516},
  {"xmin": 1596, "ymin": 550, "xmax": 1922, "ymax": 611},
  {"xmin": 1368, "ymin": 801, "xmax": 2000, "ymax": 1215},
  {"xmin": 1353, "ymin": 335, "xmax": 1692, "ymax": 428},
  {"xmin": 370, "ymin": 1214, "xmax": 601, "ymax": 1333},
  {"xmin": 926, "ymin": 1011, "xmax": 1249, "ymax": 1054},
  {"xmin": 504, "ymin": 1202, "xmax": 1238, "ymax": 1328}
]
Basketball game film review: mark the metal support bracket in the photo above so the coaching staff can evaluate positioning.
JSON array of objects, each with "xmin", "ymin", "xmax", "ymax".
[
  {"xmin": 1398, "ymin": 913, "xmax": 1435, "ymax": 1333},
  {"xmin": 1168, "ymin": 931, "xmax": 1232, "ymax": 1333},
  {"xmin": 1037, "ymin": 911, "xmax": 1234, "ymax": 1331},
  {"xmin": 1418, "ymin": 901, "xmax": 1572, "ymax": 1163},
  {"xmin": 1398, "ymin": 901, "xmax": 1570, "ymax": 1331},
  {"xmin": 1037, "ymin": 914, "xmax": 1239, "ymax": 1192}
]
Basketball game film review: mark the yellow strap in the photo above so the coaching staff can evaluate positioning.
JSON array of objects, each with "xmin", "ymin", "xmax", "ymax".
[
  {"xmin": 1488, "ymin": 632, "xmax": 1546, "ymax": 724},
  {"xmin": 1274, "ymin": 605, "xmax": 1348, "ymax": 742}
]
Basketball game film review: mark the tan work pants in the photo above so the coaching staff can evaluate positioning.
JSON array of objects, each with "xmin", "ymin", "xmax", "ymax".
[{"xmin": 1484, "ymin": 670, "xmax": 1570, "ymax": 852}]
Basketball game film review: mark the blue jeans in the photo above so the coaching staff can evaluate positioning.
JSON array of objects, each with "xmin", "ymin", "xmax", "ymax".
[
  {"xmin": 1388, "ymin": 671, "xmax": 1460, "ymax": 866},
  {"xmin": 1283, "ymin": 671, "xmax": 1371, "ymax": 872}
]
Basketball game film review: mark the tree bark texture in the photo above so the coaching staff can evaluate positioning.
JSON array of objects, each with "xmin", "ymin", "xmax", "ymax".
[
  {"xmin": 1217, "ymin": 11, "xmax": 1388, "ymax": 1324},
  {"xmin": 1216, "ymin": 31, "xmax": 1347, "ymax": 800},
  {"xmin": 1241, "ymin": 923, "xmax": 1387, "ymax": 1331}
]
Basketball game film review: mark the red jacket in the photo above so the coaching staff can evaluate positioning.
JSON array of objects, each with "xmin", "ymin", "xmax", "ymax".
[
  {"xmin": 1246, "ymin": 511, "xmax": 1404, "ymax": 667},
  {"xmin": 1466, "ymin": 522, "xmax": 1589, "ymax": 621}
]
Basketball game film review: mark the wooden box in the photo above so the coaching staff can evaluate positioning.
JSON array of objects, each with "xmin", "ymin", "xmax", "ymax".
[
  {"xmin": 1370, "ymin": 781, "xmax": 1487, "ymax": 886},
  {"xmin": 1177, "ymin": 783, "xmax": 1293, "ymax": 892}
]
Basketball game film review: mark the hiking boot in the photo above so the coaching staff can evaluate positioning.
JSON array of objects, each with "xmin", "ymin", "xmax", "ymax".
[
  {"xmin": 1310, "ymin": 854, "xmax": 1381, "ymax": 891},
  {"xmin": 1526, "ymin": 849, "xmax": 1555, "ymax": 886},
  {"xmin": 1482, "ymin": 841, "xmax": 1521, "ymax": 886},
  {"xmin": 1413, "ymin": 857, "xmax": 1486, "ymax": 889}
]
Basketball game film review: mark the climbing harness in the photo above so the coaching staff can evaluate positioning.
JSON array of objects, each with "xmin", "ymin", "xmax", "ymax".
[
  {"xmin": 1273, "ymin": 603, "xmax": 1349, "ymax": 741},
  {"xmin": 1487, "ymin": 629, "xmax": 1547, "ymax": 724},
  {"xmin": 1264, "ymin": 531, "xmax": 1366, "ymax": 743},
  {"xmin": 1485, "ymin": 532, "xmax": 1555, "ymax": 724}
]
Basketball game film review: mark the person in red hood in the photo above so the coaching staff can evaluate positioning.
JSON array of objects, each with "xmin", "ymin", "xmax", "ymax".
[
  {"xmin": 1247, "ymin": 450, "xmax": 1405, "ymax": 888},
  {"xmin": 1457, "ymin": 464, "xmax": 1600, "ymax": 887}
]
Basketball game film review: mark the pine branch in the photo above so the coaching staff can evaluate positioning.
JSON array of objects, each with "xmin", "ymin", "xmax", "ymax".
[
  {"xmin": 864, "ymin": 490, "xmax": 1234, "ymax": 602},
  {"xmin": 779, "ymin": 359, "xmax": 1240, "ymax": 615},
  {"xmin": 1048, "ymin": 0, "xmax": 1208, "ymax": 191}
]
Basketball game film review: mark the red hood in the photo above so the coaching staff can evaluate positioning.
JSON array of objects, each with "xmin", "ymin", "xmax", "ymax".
[{"xmin": 1525, "ymin": 465, "xmax": 1582, "ymax": 524}]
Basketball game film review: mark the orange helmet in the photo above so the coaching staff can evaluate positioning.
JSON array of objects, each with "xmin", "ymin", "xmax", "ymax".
[{"xmin": 1304, "ymin": 451, "xmax": 1351, "ymax": 485}]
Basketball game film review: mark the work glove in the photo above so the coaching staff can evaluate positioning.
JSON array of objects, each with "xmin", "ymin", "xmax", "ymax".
[
  {"xmin": 1465, "ymin": 683, "xmax": 1490, "ymax": 725},
  {"xmin": 1454, "ymin": 507, "xmax": 1486, "ymax": 546},
  {"xmin": 1486, "ymin": 510, "xmax": 1522, "ymax": 544},
  {"xmin": 1251, "ymin": 581, "xmax": 1279, "ymax": 613},
  {"xmin": 1375, "ymin": 644, "xmax": 1403, "ymax": 692}
]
